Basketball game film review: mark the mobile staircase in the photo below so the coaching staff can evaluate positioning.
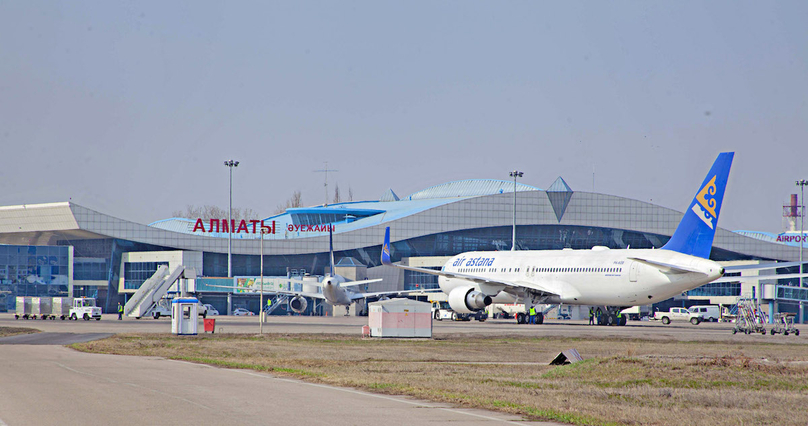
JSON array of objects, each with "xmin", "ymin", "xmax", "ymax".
[
  {"xmin": 264, "ymin": 294, "xmax": 289, "ymax": 315},
  {"xmin": 124, "ymin": 265, "xmax": 186, "ymax": 319},
  {"xmin": 732, "ymin": 297, "xmax": 767, "ymax": 335}
]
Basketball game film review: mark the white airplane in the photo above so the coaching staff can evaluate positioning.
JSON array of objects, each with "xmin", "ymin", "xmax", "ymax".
[
  {"xmin": 382, "ymin": 152, "xmax": 735, "ymax": 326},
  {"xmin": 211, "ymin": 229, "xmax": 429, "ymax": 314}
]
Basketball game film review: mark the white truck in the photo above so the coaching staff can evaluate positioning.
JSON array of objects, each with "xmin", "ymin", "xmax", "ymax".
[
  {"xmin": 653, "ymin": 307, "xmax": 702, "ymax": 325},
  {"xmin": 69, "ymin": 297, "xmax": 102, "ymax": 321}
]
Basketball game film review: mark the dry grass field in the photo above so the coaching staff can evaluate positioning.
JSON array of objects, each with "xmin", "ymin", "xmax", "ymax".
[
  {"xmin": 0, "ymin": 326, "xmax": 38, "ymax": 338},
  {"xmin": 71, "ymin": 332, "xmax": 808, "ymax": 425}
]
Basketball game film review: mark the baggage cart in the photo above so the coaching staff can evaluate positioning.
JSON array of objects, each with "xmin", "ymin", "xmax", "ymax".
[
  {"xmin": 14, "ymin": 296, "xmax": 33, "ymax": 320},
  {"xmin": 770, "ymin": 313, "xmax": 800, "ymax": 336},
  {"xmin": 32, "ymin": 297, "xmax": 55, "ymax": 320},
  {"xmin": 52, "ymin": 297, "xmax": 73, "ymax": 320}
]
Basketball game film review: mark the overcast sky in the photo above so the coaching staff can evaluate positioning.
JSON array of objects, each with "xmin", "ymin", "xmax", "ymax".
[{"xmin": 1, "ymin": 1, "xmax": 806, "ymax": 233}]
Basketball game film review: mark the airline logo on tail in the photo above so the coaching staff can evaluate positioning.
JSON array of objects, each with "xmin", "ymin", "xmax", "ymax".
[
  {"xmin": 381, "ymin": 228, "xmax": 392, "ymax": 265},
  {"xmin": 692, "ymin": 175, "xmax": 718, "ymax": 229}
]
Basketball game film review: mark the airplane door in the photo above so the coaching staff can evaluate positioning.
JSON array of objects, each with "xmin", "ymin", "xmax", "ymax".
[{"xmin": 629, "ymin": 261, "xmax": 639, "ymax": 282}]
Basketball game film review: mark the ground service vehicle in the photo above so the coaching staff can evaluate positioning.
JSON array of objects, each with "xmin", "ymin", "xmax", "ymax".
[
  {"xmin": 232, "ymin": 308, "xmax": 254, "ymax": 316},
  {"xmin": 431, "ymin": 301, "xmax": 487, "ymax": 321},
  {"xmin": 688, "ymin": 305, "xmax": 720, "ymax": 322},
  {"xmin": 202, "ymin": 304, "xmax": 219, "ymax": 316},
  {"xmin": 69, "ymin": 297, "xmax": 102, "ymax": 321},
  {"xmin": 653, "ymin": 307, "xmax": 701, "ymax": 325}
]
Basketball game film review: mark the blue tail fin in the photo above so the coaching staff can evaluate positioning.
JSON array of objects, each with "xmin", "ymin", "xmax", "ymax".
[
  {"xmin": 381, "ymin": 227, "xmax": 392, "ymax": 265},
  {"xmin": 661, "ymin": 152, "xmax": 734, "ymax": 258}
]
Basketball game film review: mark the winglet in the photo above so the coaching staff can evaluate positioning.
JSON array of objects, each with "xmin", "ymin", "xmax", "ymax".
[
  {"xmin": 661, "ymin": 152, "xmax": 734, "ymax": 259},
  {"xmin": 381, "ymin": 227, "xmax": 392, "ymax": 265}
]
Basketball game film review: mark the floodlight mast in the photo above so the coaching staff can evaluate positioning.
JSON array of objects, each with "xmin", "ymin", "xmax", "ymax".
[
  {"xmin": 510, "ymin": 170, "xmax": 523, "ymax": 251},
  {"xmin": 224, "ymin": 160, "xmax": 239, "ymax": 277}
]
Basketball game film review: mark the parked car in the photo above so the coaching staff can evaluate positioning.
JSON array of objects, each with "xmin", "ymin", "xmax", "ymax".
[
  {"xmin": 653, "ymin": 307, "xmax": 701, "ymax": 325},
  {"xmin": 232, "ymin": 308, "xmax": 254, "ymax": 316},
  {"xmin": 202, "ymin": 304, "xmax": 219, "ymax": 316},
  {"xmin": 688, "ymin": 305, "xmax": 720, "ymax": 322}
]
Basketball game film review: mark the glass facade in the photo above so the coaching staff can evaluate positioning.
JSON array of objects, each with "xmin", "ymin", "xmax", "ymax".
[
  {"xmin": 124, "ymin": 261, "xmax": 169, "ymax": 290},
  {"xmin": 0, "ymin": 245, "xmax": 70, "ymax": 312},
  {"xmin": 404, "ymin": 268, "xmax": 441, "ymax": 291},
  {"xmin": 74, "ymin": 258, "xmax": 109, "ymax": 281}
]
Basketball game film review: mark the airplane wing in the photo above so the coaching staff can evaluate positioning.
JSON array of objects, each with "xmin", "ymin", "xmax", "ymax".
[
  {"xmin": 349, "ymin": 289, "xmax": 442, "ymax": 301},
  {"xmin": 709, "ymin": 272, "xmax": 808, "ymax": 285},
  {"xmin": 381, "ymin": 228, "xmax": 557, "ymax": 298},
  {"xmin": 723, "ymin": 261, "xmax": 803, "ymax": 271},
  {"xmin": 338, "ymin": 278, "xmax": 383, "ymax": 288},
  {"xmin": 203, "ymin": 284, "xmax": 325, "ymax": 300},
  {"xmin": 627, "ymin": 257, "xmax": 707, "ymax": 275}
]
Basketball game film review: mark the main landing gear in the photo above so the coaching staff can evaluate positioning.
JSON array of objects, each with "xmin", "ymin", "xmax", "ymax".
[
  {"xmin": 595, "ymin": 307, "xmax": 627, "ymax": 326},
  {"xmin": 515, "ymin": 312, "xmax": 544, "ymax": 324}
]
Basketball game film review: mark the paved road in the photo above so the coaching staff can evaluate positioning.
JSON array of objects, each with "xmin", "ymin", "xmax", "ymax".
[
  {"xmin": 0, "ymin": 345, "xmax": 559, "ymax": 426},
  {"xmin": 2, "ymin": 313, "xmax": 805, "ymax": 343},
  {"xmin": 1, "ymin": 313, "xmax": 804, "ymax": 426},
  {"xmin": 0, "ymin": 332, "xmax": 114, "ymax": 345}
]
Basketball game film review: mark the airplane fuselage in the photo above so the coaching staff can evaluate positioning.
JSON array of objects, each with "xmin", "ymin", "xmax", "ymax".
[
  {"xmin": 439, "ymin": 247, "xmax": 724, "ymax": 307},
  {"xmin": 322, "ymin": 278, "xmax": 352, "ymax": 306}
]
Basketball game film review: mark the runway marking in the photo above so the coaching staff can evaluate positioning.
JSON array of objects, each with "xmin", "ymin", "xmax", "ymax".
[{"xmin": 55, "ymin": 362, "xmax": 210, "ymax": 410}]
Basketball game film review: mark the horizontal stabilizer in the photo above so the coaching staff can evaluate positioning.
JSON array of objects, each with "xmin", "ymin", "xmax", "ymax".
[{"xmin": 628, "ymin": 257, "xmax": 706, "ymax": 275}]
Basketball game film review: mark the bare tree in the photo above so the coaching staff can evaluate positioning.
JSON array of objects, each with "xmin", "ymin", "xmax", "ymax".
[
  {"xmin": 348, "ymin": 187, "xmax": 353, "ymax": 202},
  {"xmin": 333, "ymin": 184, "xmax": 341, "ymax": 204},
  {"xmin": 274, "ymin": 190, "xmax": 303, "ymax": 214},
  {"xmin": 173, "ymin": 205, "xmax": 257, "ymax": 221}
]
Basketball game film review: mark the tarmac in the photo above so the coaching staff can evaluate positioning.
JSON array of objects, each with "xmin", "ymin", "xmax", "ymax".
[{"xmin": 0, "ymin": 314, "xmax": 804, "ymax": 426}]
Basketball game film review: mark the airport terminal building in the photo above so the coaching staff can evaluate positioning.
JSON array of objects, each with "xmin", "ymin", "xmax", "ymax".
[{"xmin": 1, "ymin": 178, "xmax": 806, "ymax": 319}]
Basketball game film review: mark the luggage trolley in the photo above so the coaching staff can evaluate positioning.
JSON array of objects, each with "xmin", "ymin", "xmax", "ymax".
[{"xmin": 770, "ymin": 313, "xmax": 800, "ymax": 336}]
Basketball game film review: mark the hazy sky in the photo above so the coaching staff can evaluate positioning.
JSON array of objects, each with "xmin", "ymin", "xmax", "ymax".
[{"xmin": 1, "ymin": 1, "xmax": 806, "ymax": 233}]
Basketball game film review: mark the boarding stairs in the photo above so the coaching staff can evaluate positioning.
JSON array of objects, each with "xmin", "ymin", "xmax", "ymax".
[
  {"xmin": 733, "ymin": 297, "xmax": 767, "ymax": 335},
  {"xmin": 264, "ymin": 294, "xmax": 289, "ymax": 315},
  {"xmin": 124, "ymin": 265, "xmax": 185, "ymax": 318}
]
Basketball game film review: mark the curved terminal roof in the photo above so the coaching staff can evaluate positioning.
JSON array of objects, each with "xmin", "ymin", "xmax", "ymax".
[
  {"xmin": 404, "ymin": 179, "xmax": 540, "ymax": 201},
  {"xmin": 149, "ymin": 179, "xmax": 543, "ymax": 238}
]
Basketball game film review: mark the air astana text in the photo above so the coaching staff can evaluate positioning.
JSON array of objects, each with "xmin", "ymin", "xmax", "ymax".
[{"xmin": 452, "ymin": 256, "xmax": 495, "ymax": 267}]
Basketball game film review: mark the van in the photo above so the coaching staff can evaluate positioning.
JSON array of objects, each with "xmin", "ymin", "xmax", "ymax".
[{"xmin": 688, "ymin": 305, "xmax": 720, "ymax": 322}]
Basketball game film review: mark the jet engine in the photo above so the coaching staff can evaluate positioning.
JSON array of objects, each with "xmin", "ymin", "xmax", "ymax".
[
  {"xmin": 447, "ymin": 286, "xmax": 492, "ymax": 313},
  {"xmin": 289, "ymin": 295, "xmax": 308, "ymax": 313}
]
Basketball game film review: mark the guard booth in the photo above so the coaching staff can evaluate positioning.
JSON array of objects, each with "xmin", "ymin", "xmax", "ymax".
[
  {"xmin": 368, "ymin": 298, "xmax": 432, "ymax": 338},
  {"xmin": 171, "ymin": 298, "xmax": 199, "ymax": 335}
]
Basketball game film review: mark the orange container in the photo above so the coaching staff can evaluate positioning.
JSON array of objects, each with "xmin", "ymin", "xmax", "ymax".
[{"xmin": 203, "ymin": 318, "xmax": 216, "ymax": 333}]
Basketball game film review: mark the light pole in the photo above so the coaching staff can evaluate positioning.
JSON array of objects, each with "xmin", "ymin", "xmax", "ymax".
[
  {"xmin": 509, "ymin": 170, "xmax": 523, "ymax": 251},
  {"xmin": 260, "ymin": 228, "xmax": 265, "ymax": 334},
  {"xmin": 224, "ymin": 160, "xmax": 239, "ymax": 277},
  {"xmin": 798, "ymin": 180, "xmax": 807, "ymax": 284}
]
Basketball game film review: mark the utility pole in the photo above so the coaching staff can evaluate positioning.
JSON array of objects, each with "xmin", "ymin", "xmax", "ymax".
[
  {"xmin": 224, "ymin": 160, "xmax": 239, "ymax": 277},
  {"xmin": 798, "ymin": 180, "xmax": 807, "ymax": 323},
  {"xmin": 509, "ymin": 170, "xmax": 523, "ymax": 251},
  {"xmin": 260, "ymin": 228, "xmax": 265, "ymax": 334},
  {"xmin": 314, "ymin": 162, "xmax": 339, "ymax": 206}
]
